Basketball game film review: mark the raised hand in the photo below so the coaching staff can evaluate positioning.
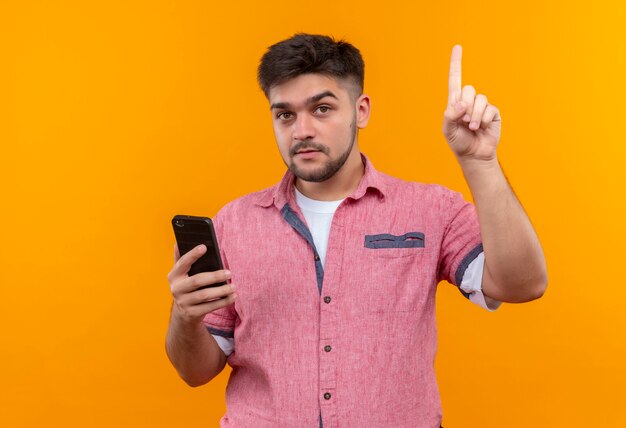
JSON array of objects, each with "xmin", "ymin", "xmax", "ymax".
[{"xmin": 442, "ymin": 45, "xmax": 501, "ymax": 162}]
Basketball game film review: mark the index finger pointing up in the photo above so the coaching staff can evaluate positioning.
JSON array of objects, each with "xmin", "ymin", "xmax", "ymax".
[{"xmin": 448, "ymin": 44, "xmax": 462, "ymax": 105}]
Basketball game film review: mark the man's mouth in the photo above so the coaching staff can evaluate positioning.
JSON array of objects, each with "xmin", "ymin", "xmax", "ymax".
[
  {"xmin": 294, "ymin": 149, "xmax": 322, "ymax": 159},
  {"xmin": 290, "ymin": 142, "xmax": 327, "ymax": 157}
]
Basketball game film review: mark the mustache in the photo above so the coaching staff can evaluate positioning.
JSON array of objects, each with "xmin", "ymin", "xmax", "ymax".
[{"xmin": 289, "ymin": 141, "xmax": 329, "ymax": 157}]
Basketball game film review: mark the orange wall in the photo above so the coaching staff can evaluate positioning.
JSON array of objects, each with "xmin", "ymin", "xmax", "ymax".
[{"xmin": 1, "ymin": 1, "xmax": 624, "ymax": 426}]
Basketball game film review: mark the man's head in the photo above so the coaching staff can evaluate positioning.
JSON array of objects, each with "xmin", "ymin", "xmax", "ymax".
[
  {"xmin": 258, "ymin": 33, "xmax": 364, "ymax": 102},
  {"xmin": 257, "ymin": 34, "xmax": 370, "ymax": 184}
]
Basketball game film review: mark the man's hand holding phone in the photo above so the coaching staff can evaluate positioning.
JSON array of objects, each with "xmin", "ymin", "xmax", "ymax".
[{"xmin": 168, "ymin": 243, "xmax": 237, "ymax": 325}]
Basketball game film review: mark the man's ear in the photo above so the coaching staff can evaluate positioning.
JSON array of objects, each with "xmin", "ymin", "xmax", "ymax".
[{"xmin": 356, "ymin": 94, "xmax": 371, "ymax": 129}]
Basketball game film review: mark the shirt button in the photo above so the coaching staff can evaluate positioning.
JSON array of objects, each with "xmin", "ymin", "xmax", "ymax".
[
  {"xmin": 314, "ymin": 254, "xmax": 320, "ymax": 261},
  {"xmin": 324, "ymin": 296, "xmax": 331, "ymax": 304},
  {"xmin": 324, "ymin": 392, "xmax": 331, "ymax": 400},
  {"xmin": 324, "ymin": 345, "xmax": 332, "ymax": 352}
]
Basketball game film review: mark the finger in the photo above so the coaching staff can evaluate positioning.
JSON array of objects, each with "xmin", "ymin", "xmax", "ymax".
[
  {"xmin": 461, "ymin": 85, "xmax": 476, "ymax": 122},
  {"xmin": 173, "ymin": 270, "xmax": 232, "ymax": 295},
  {"xmin": 469, "ymin": 94, "xmax": 488, "ymax": 131},
  {"xmin": 174, "ymin": 243, "xmax": 180, "ymax": 262},
  {"xmin": 177, "ymin": 283, "xmax": 236, "ymax": 307},
  {"xmin": 448, "ymin": 44, "xmax": 462, "ymax": 105},
  {"xmin": 182, "ymin": 293, "xmax": 237, "ymax": 319},
  {"xmin": 196, "ymin": 283, "xmax": 237, "ymax": 304},
  {"xmin": 205, "ymin": 293, "xmax": 237, "ymax": 311},
  {"xmin": 169, "ymin": 244, "xmax": 206, "ymax": 280},
  {"xmin": 481, "ymin": 105, "xmax": 501, "ymax": 129}
]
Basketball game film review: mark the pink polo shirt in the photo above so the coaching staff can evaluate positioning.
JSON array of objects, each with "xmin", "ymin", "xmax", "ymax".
[{"xmin": 204, "ymin": 153, "xmax": 484, "ymax": 427}]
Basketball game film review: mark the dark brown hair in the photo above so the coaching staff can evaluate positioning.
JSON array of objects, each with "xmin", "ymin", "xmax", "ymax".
[{"xmin": 257, "ymin": 33, "xmax": 364, "ymax": 99}]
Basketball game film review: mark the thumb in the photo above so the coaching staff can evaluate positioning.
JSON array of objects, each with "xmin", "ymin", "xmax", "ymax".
[
  {"xmin": 445, "ymin": 101, "xmax": 466, "ymax": 122},
  {"xmin": 442, "ymin": 101, "xmax": 466, "ymax": 136},
  {"xmin": 174, "ymin": 243, "xmax": 181, "ymax": 262}
]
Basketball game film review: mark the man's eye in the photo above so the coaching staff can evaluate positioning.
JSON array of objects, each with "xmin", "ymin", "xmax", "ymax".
[
  {"xmin": 317, "ymin": 106, "xmax": 331, "ymax": 114},
  {"xmin": 278, "ymin": 112, "xmax": 293, "ymax": 120}
]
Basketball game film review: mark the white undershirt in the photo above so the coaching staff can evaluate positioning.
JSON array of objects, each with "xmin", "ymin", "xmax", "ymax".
[
  {"xmin": 294, "ymin": 187, "xmax": 344, "ymax": 267},
  {"xmin": 212, "ymin": 188, "xmax": 500, "ymax": 357}
]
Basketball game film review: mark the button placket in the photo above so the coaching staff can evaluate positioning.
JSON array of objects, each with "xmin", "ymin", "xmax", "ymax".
[{"xmin": 319, "ymin": 206, "xmax": 346, "ymax": 428}]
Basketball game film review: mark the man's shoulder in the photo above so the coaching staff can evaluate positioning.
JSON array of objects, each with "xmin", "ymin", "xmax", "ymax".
[
  {"xmin": 376, "ymin": 169, "xmax": 459, "ymax": 201},
  {"xmin": 216, "ymin": 181, "xmax": 280, "ymax": 217}
]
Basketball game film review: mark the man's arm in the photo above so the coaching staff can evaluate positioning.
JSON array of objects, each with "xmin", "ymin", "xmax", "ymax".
[
  {"xmin": 442, "ymin": 45, "xmax": 548, "ymax": 302},
  {"xmin": 165, "ymin": 243, "xmax": 237, "ymax": 386},
  {"xmin": 458, "ymin": 157, "xmax": 547, "ymax": 302},
  {"xmin": 166, "ymin": 304, "xmax": 228, "ymax": 387}
]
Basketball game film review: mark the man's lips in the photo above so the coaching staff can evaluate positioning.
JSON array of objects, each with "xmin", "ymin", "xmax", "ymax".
[
  {"xmin": 295, "ymin": 150, "xmax": 322, "ymax": 159},
  {"xmin": 291, "ymin": 142, "xmax": 327, "ymax": 157}
]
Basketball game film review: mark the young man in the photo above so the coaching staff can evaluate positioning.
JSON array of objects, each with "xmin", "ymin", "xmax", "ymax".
[{"xmin": 166, "ymin": 34, "xmax": 548, "ymax": 427}]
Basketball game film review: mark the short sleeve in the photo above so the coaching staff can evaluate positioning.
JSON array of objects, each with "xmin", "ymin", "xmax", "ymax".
[
  {"xmin": 437, "ymin": 189, "xmax": 484, "ymax": 295},
  {"xmin": 460, "ymin": 251, "xmax": 502, "ymax": 311},
  {"xmin": 202, "ymin": 209, "xmax": 237, "ymax": 338},
  {"xmin": 212, "ymin": 335, "xmax": 234, "ymax": 357}
]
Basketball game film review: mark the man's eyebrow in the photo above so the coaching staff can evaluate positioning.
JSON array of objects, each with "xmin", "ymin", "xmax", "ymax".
[
  {"xmin": 308, "ymin": 90, "xmax": 338, "ymax": 104},
  {"xmin": 270, "ymin": 90, "xmax": 339, "ymax": 110}
]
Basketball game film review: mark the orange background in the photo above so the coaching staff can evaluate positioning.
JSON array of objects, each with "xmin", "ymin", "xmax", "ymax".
[{"xmin": 1, "ymin": 1, "xmax": 625, "ymax": 426}]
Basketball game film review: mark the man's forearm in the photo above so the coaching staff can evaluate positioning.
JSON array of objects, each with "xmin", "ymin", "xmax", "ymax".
[
  {"xmin": 165, "ymin": 305, "xmax": 227, "ymax": 387},
  {"xmin": 458, "ymin": 156, "xmax": 548, "ymax": 302}
]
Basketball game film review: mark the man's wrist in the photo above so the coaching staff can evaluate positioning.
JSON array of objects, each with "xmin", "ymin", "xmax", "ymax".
[
  {"xmin": 456, "ymin": 155, "xmax": 500, "ymax": 175},
  {"xmin": 171, "ymin": 302, "xmax": 205, "ymax": 331}
]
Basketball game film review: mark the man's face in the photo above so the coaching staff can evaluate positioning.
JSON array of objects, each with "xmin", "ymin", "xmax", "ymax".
[{"xmin": 268, "ymin": 73, "xmax": 369, "ymax": 182}]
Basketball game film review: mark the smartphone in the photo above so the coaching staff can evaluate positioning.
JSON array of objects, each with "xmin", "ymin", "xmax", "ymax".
[{"xmin": 171, "ymin": 215, "xmax": 226, "ymax": 289}]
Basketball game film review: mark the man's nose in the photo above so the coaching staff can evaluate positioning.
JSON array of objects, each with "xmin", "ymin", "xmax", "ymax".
[{"xmin": 292, "ymin": 114, "xmax": 315, "ymax": 141}]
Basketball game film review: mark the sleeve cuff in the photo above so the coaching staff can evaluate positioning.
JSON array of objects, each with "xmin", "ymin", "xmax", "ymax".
[
  {"xmin": 211, "ymin": 334, "xmax": 234, "ymax": 357},
  {"xmin": 460, "ymin": 251, "xmax": 502, "ymax": 311}
]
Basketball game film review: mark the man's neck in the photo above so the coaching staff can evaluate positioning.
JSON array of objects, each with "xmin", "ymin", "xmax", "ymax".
[{"xmin": 294, "ymin": 150, "xmax": 365, "ymax": 201}]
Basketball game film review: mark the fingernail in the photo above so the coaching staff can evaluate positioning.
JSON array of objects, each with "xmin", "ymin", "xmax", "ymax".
[
  {"xmin": 463, "ymin": 114, "xmax": 470, "ymax": 122},
  {"xmin": 224, "ymin": 269, "xmax": 231, "ymax": 277},
  {"xmin": 197, "ymin": 244, "xmax": 206, "ymax": 252},
  {"xmin": 470, "ymin": 121, "xmax": 478, "ymax": 129},
  {"xmin": 455, "ymin": 102, "xmax": 464, "ymax": 113},
  {"xmin": 230, "ymin": 284, "xmax": 236, "ymax": 291}
]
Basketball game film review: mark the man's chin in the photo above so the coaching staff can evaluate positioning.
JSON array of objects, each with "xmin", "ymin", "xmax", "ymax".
[{"xmin": 289, "ymin": 163, "xmax": 335, "ymax": 183}]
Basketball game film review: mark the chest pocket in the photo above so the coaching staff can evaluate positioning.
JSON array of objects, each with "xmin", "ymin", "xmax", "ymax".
[
  {"xmin": 353, "ymin": 232, "xmax": 433, "ymax": 312},
  {"xmin": 364, "ymin": 232, "xmax": 425, "ymax": 253}
]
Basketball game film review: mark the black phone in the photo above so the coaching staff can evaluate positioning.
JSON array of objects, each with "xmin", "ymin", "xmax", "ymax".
[{"xmin": 171, "ymin": 215, "xmax": 226, "ymax": 289}]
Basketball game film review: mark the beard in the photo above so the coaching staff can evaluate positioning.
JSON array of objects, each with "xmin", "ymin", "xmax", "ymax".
[{"xmin": 286, "ymin": 116, "xmax": 357, "ymax": 183}]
